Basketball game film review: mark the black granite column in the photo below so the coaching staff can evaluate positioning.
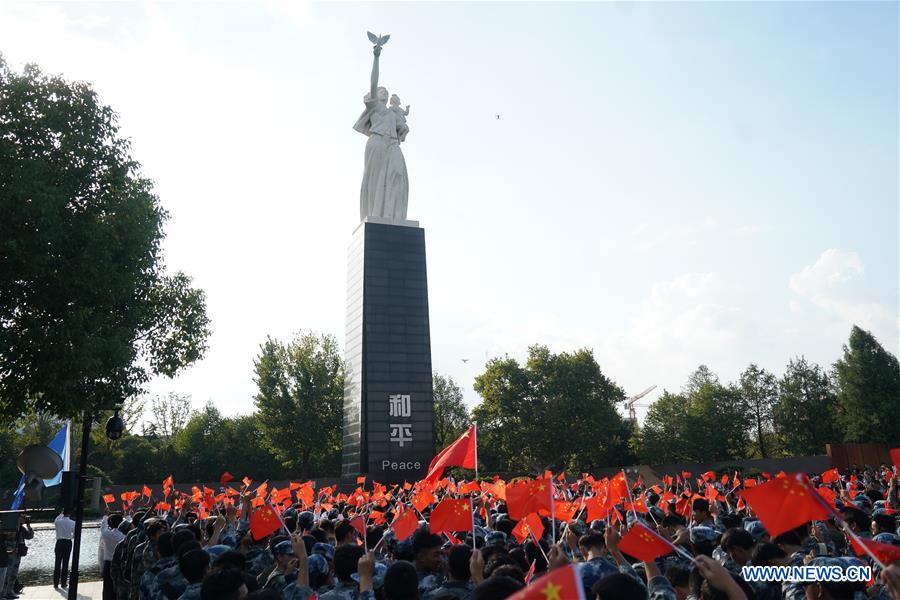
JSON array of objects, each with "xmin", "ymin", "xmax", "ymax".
[{"xmin": 342, "ymin": 221, "xmax": 434, "ymax": 484}]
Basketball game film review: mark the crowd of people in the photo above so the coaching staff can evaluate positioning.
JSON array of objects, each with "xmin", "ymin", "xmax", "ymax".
[{"xmin": 89, "ymin": 463, "xmax": 900, "ymax": 600}]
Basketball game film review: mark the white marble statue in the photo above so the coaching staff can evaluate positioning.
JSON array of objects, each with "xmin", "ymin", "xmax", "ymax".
[{"xmin": 353, "ymin": 33, "xmax": 409, "ymax": 222}]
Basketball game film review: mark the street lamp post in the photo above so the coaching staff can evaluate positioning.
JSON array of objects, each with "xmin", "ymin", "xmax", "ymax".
[{"xmin": 68, "ymin": 408, "xmax": 123, "ymax": 600}]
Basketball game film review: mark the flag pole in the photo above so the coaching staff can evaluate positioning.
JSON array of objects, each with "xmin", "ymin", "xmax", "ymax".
[
  {"xmin": 473, "ymin": 422, "xmax": 479, "ymax": 482},
  {"xmin": 470, "ymin": 495, "xmax": 477, "ymax": 549}
]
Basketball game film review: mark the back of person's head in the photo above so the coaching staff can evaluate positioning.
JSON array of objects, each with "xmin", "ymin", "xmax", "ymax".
[
  {"xmin": 495, "ymin": 519, "xmax": 515, "ymax": 537},
  {"xmin": 751, "ymin": 542, "xmax": 787, "ymax": 566},
  {"xmin": 333, "ymin": 544, "xmax": 365, "ymax": 582},
  {"xmin": 412, "ymin": 528, "xmax": 442, "ymax": 557},
  {"xmin": 335, "ymin": 520, "xmax": 356, "ymax": 543},
  {"xmin": 179, "ymin": 549, "xmax": 210, "ymax": 584},
  {"xmin": 447, "ymin": 545, "xmax": 472, "ymax": 581},
  {"xmin": 484, "ymin": 552, "xmax": 518, "ymax": 578},
  {"xmin": 213, "ymin": 550, "xmax": 247, "ymax": 572},
  {"xmin": 146, "ymin": 519, "xmax": 168, "ymax": 538},
  {"xmin": 666, "ymin": 565, "xmax": 690, "ymax": 589},
  {"xmin": 523, "ymin": 540, "xmax": 548, "ymax": 572},
  {"xmin": 873, "ymin": 512, "xmax": 897, "ymax": 533},
  {"xmin": 661, "ymin": 515, "xmax": 685, "ymax": 529},
  {"xmin": 177, "ymin": 540, "xmax": 203, "ymax": 561},
  {"xmin": 172, "ymin": 529, "xmax": 197, "ymax": 555},
  {"xmin": 365, "ymin": 525, "xmax": 384, "ymax": 550},
  {"xmin": 472, "ymin": 576, "xmax": 524, "ymax": 600},
  {"xmin": 579, "ymin": 532, "xmax": 605, "ymax": 552},
  {"xmin": 721, "ymin": 527, "xmax": 755, "ymax": 551},
  {"xmin": 692, "ymin": 498, "xmax": 710, "ymax": 513},
  {"xmin": 841, "ymin": 507, "xmax": 870, "ymax": 532},
  {"xmin": 720, "ymin": 513, "xmax": 742, "ymax": 530},
  {"xmin": 201, "ymin": 568, "xmax": 246, "ymax": 600},
  {"xmin": 108, "ymin": 513, "xmax": 124, "ymax": 529},
  {"xmin": 592, "ymin": 573, "xmax": 646, "ymax": 600},
  {"xmin": 156, "ymin": 532, "xmax": 175, "ymax": 558},
  {"xmin": 773, "ymin": 530, "xmax": 802, "ymax": 548},
  {"xmin": 383, "ymin": 560, "xmax": 418, "ymax": 600},
  {"xmin": 490, "ymin": 564, "xmax": 525, "ymax": 581},
  {"xmin": 309, "ymin": 528, "xmax": 327, "ymax": 544}
]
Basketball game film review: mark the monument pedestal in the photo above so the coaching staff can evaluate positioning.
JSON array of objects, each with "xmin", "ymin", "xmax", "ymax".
[{"xmin": 342, "ymin": 219, "xmax": 434, "ymax": 484}]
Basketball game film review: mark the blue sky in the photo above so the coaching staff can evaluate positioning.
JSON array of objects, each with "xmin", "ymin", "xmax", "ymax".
[{"xmin": 1, "ymin": 1, "xmax": 897, "ymax": 421}]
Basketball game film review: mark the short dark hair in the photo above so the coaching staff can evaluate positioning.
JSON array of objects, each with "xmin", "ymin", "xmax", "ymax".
[
  {"xmin": 412, "ymin": 528, "xmax": 442, "ymax": 557},
  {"xmin": 720, "ymin": 513, "xmax": 742, "ymax": 530},
  {"xmin": 592, "ymin": 573, "xmax": 647, "ymax": 600},
  {"xmin": 447, "ymin": 545, "xmax": 472, "ymax": 581},
  {"xmin": 172, "ymin": 530, "xmax": 198, "ymax": 556},
  {"xmin": 579, "ymin": 532, "xmax": 606, "ymax": 551},
  {"xmin": 661, "ymin": 515, "xmax": 685, "ymax": 529},
  {"xmin": 490, "ymin": 564, "xmax": 525, "ymax": 581},
  {"xmin": 472, "ymin": 576, "xmax": 525, "ymax": 600},
  {"xmin": 873, "ymin": 512, "xmax": 897, "ymax": 533},
  {"xmin": 484, "ymin": 552, "xmax": 518, "ymax": 578},
  {"xmin": 751, "ymin": 542, "xmax": 786, "ymax": 566},
  {"xmin": 146, "ymin": 519, "xmax": 168, "ymax": 538},
  {"xmin": 384, "ymin": 561, "xmax": 419, "ymax": 600},
  {"xmin": 666, "ymin": 565, "xmax": 690, "ymax": 588},
  {"xmin": 692, "ymin": 498, "xmax": 710, "ymax": 513},
  {"xmin": 179, "ymin": 549, "xmax": 210, "ymax": 584},
  {"xmin": 108, "ymin": 513, "xmax": 124, "ymax": 529},
  {"xmin": 333, "ymin": 544, "xmax": 365, "ymax": 582},
  {"xmin": 841, "ymin": 507, "xmax": 871, "ymax": 532},
  {"xmin": 335, "ymin": 521, "xmax": 356, "ymax": 543},
  {"xmin": 157, "ymin": 532, "xmax": 175, "ymax": 558},
  {"xmin": 721, "ymin": 527, "xmax": 755, "ymax": 551},
  {"xmin": 773, "ymin": 530, "xmax": 802, "ymax": 548},
  {"xmin": 365, "ymin": 525, "xmax": 384, "ymax": 550},
  {"xmin": 201, "ymin": 568, "xmax": 246, "ymax": 600},
  {"xmin": 213, "ymin": 550, "xmax": 246, "ymax": 571}
]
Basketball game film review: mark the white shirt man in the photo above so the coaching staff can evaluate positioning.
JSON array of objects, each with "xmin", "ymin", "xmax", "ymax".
[{"xmin": 53, "ymin": 511, "xmax": 75, "ymax": 588}]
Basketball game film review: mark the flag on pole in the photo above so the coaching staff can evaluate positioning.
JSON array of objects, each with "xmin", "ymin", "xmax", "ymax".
[
  {"xmin": 506, "ymin": 478, "xmax": 553, "ymax": 520},
  {"xmin": 508, "ymin": 563, "xmax": 585, "ymax": 600},
  {"xmin": 424, "ymin": 426, "xmax": 477, "ymax": 483},
  {"xmin": 430, "ymin": 497, "xmax": 473, "ymax": 534},
  {"xmin": 738, "ymin": 474, "xmax": 830, "ymax": 537},
  {"xmin": 618, "ymin": 522, "xmax": 678, "ymax": 563}
]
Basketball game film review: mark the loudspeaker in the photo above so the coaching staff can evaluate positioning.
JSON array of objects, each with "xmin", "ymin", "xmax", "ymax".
[{"xmin": 59, "ymin": 471, "xmax": 78, "ymax": 512}]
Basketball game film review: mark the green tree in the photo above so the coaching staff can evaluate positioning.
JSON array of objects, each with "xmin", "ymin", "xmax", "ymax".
[
  {"xmin": 833, "ymin": 326, "xmax": 900, "ymax": 443},
  {"xmin": 473, "ymin": 345, "xmax": 633, "ymax": 473},
  {"xmin": 739, "ymin": 364, "xmax": 778, "ymax": 457},
  {"xmin": 433, "ymin": 373, "xmax": 471, "ymax": 449},
  {"xmin": 145, "ymin": 393, "xmax": 195, "ymax": 442},
  {"xmin": 253, "ymin": 332, "xmax": 344, "ymax": 478},
  {"xmin": 171, "ymin": 402, "xmax": 230, "ymax": 481},
  {"xmin": 774, "ymin": 357, "xmax": 838, "ymax": 455},
  {"xmin": 636, "ymin": 366, "xmax": 751, "ymax": 463},
  {"xmin": 0, "ymin": 57, "xmax": 210, "ymax": 420},
  {"xmin": 632, "ymin": 391, "xmax": 690, "ymax": 463}
]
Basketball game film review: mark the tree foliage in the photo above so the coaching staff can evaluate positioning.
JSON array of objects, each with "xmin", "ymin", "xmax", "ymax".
[
  {"xmin": 253, "ymin": 332, "xmax": 344, "ymax": 478},
  {"xmin": 773, "ymin": 357, "xmax": 838, "ymax": 456},
  {"xmin": 433, "ymin": 373, "xmax": 471, "ymax": 449},
  {"xmin": 739, "ymin": 364, "xmax": 778, "ymax": 458},
  {"xmin": 833, "ymin": 326, "xmax": 900, "ymax": 443},
  {"xmin": 473, "ymin": 345, "xmax": 633, "ymax": 473},
  {"xmin": 0, "ymin": 56, "xmax": 210, "ymax": 420},
  {"xmin": 145, "ymin": 393, "xmax": 194, "ymax": 442}
]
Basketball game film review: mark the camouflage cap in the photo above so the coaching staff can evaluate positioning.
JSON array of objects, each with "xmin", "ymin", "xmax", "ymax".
[
  {"xmin": 744, "ymin": 520, "xmax": 768, "ymax": 542},
  {"xmin": 689, "ymin": 526, "xmax": 720, "ymax": 545},
  {"xmin": 351, "ymin": 562, "xmax": 388, "ymax": 588},
  {"xmin": 312, "ymin": 542, "xmax": 336, "ymax": 561},
  {"xmin": 273, "ymin": 540, "xmax": 294, "ymax": 556},
  {"xmin": 485, "ymin": 531, "xmax": 508, "ymax": 546},
  {"xmin": 307, "ymin": 554, "xmax": 329, "ymax": 579},
  {"xmin": 873, "ymin": 532, "xmax": 900, "ymax": 546}
]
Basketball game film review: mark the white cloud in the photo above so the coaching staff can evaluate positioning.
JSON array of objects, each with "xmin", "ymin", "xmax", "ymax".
[
  {"xmin": 789, "ymin": 249, "xmax": 898, "ymax": 352},
  {"xmin": 736, "ymin": 224, "xmax": 771, "ymax": 236}
]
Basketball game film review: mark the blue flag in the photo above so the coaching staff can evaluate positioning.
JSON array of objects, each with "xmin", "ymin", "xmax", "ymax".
[{"xmin": 10, "ymin": 421, "xmax": 70, "ymax": 509}]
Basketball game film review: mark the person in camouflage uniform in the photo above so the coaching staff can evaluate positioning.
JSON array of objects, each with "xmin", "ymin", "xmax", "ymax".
[
  {"xmin": 131, "ymin": 519, "xmax": 168, "ymax": 599},
  {"xmin": 174, "ymin": 549, "xmax": 208, "ymax": 600},
  {"xmin": 719, "ymin": 527, "xmax": 755, "ymax": 574},
  {"xmin": 576, "ymin": 530, "xmax": 620, "ymax": 596},
  {"xmin": 318, "ymin": 544, "xmax": 366, "ymax": 600},
  {"xmin": 157, "ymin": 540, "xmax": 201, "ymax": 600},
  {"xmin": 411, "ymin": 529, "xmax": 445, "ymax": 597},
  {"xmin": 138, "ymin": 532, "xmax": 176, "ymax": 600},
  {"xmin": 425, "ymin": 545, "xmax": 474, "ymax": 600},
  {"xmin": 263, "ymin": 539, "xmax": 302, "ymax": 593}
]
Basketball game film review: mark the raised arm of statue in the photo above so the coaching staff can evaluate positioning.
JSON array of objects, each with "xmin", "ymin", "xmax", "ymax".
[{"xmin": 370, "ymin": 46, "xmax": 381, "ymax": 100}]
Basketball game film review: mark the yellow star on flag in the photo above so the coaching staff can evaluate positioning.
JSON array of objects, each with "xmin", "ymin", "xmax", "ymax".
[{"xmin": 541, "ymin": 581, "xmax": 563, "ymax": 600}]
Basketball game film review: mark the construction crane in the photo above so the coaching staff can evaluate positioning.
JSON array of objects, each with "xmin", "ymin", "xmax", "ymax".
[{"xmin": 624, "ymin": 385, "xmax": 657, "ymax": 424}]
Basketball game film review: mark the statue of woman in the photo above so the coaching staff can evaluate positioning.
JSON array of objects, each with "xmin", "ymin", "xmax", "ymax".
[{"xmin": 353, "ymin": 44, "xmax": 409, "ymax": 222}]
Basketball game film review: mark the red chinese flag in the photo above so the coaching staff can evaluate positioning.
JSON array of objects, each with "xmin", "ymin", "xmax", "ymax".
[
  {"xmin": 661, "ymin": 475, "xmax": 673, "ymax": 487},
  {"xmin": 816, "ymin": 486, "xmax": 839, "ymax": 510},
  {"xmin": 555, "ymin": 501, "xmax": 578, "ymax": 522},
  {"xmin": 220, "ymin": 472, "xmax": 234, "ymax": 485},
  {"xmin": 506, "ymin": 478, "xmax": 553, "ymax": 520},
  {"xmin": 889, "ymin": 448, "xmax": 900, "ymax": 472},
  {"xmin": 356, "ymin": 476, "xmax": 366, "ymax": 485},
  {"xmin": 720, "ymin": 474, "xmax": 729, "ymax": 486},
  {"xmin": 162, "ymin": 475, "xmax": 173, "ymax": 497},
  {"xmin": 608, "ymin": 472, "xmax": 629, "ymax": 506},
  {"xmin": 821, "ymin": 468, "xmax": 839, "ymax": 484},
  {"xmin": 391, "ymin": 507, "xmax": 419, "ymax": 542},
  {"xmin": 849, "ymin": 535, "xmax": 900, "ymax": 565},
  {"xmin": 585, "ymin": 495, "xmax": 609, "ymax": 522},
  {"xmin": 524, "ymin": 560, "xmax": 536, "ymax": 583},
  {"xmin": 242, "ymin": 476, "xmax": 253, "ymax": 488},
  {"xmin": 155, "ymin": 502, "xmax": 171, "ymax": 511},
  {"xmin": 512, "ymin": 513, "xmax": 545, "ymax": 543},
  {"xmin": 738, "ymin": 474, "xmax": 830, "ymax": 537},
  {"xmin": 412, "ymin": 489, "xmax": 436, "ymax": 513},
  {"xmin": 424, "ymin": 425, "xmax": 477, "ymax": 483},
  {"xmin": 458, "ymin": 481, "xmax": 480, "ymax": 495},
  {"xmin": 743, "ymin": 478, "xmax": 757, "ymax": 488},
  {"xmin": 618, "ymin": 522, "xmax": 677, "ymax": 563},
  {"xmin": 430, "ymin": 497, "xmax": 473, "ymax": 534},
  {"xmin": 249, "ymin": 504, "xmax": 282, "ymax": 540},
  {"xmin": 142, "ymin": 485, "xmax": 152, "ymax": 498},
  {"xmin": 103, "ymin": 494, "xmax": 115, "ymax": 504},
  {"xmin": 349, "ymin": 515, "xmax": 367, "ymax": 538},
  {"xmin": 702, "ymin": 471, "xmax": 715, "ymax": 482},
  {"xmin": 508, "ymin": 563, "xmax": 585, "ymax": 600},
  {"xmin": 681, "ymin": 471, "xmax": 692, "ymax": 479}
]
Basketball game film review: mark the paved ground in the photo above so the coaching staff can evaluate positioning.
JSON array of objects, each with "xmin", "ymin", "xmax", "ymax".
[{"xmin": 19, "ymin": 581, "xmax": 102, "ymax": 600}]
